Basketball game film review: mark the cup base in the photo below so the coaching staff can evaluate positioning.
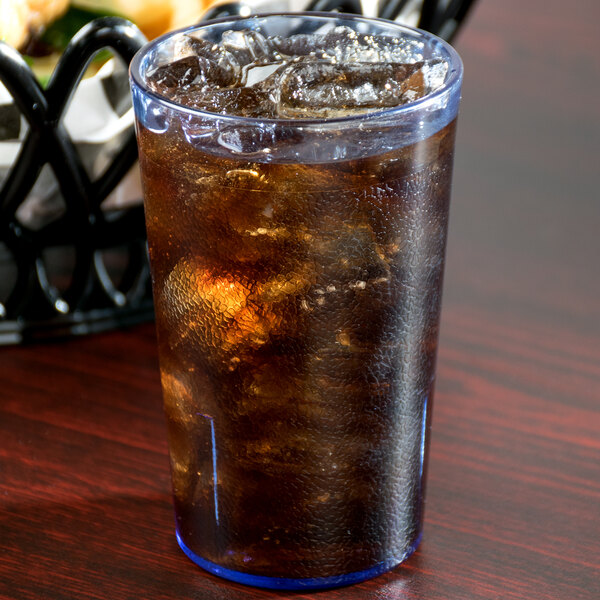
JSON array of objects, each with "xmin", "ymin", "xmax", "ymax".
[{"xmin": 176, "ymin": 530, "xmax": 422, "ymax": 590}]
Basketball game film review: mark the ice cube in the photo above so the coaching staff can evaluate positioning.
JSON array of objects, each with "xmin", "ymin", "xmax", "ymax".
[
  {"xmin": 270, "ymin": 33, "xmax": 329, "ymax": 57},
  {"xmin": 322, "ymin": 27, "xmax": 425, "ymax": 64},
  {"xmin": 160, "ymin": 258, "xmax": 249, "ymax": 357},
  {"xmin": 268, "ymin": 28, "xmax": 422, "ymax": 64},
  {"xmin": 316, "ymin": 221, "xmax": 391, "ymax": 283},
  {"xmin": 147, "ymin": 57, "xmax": 237, "ymax": 101},
  {"xmin": 185, "ymin": 34, "xmax": 241, "ymax": 85},
  {"xmin": 217, "ymin": 123, "xmax": 280, "ymax": 155},
  {"xmin": 147, "ymin": 56, "xmax": 202, "ymax": 92},
  {"xmin": 243, "ymin": 62, "xmax": 286, "ymax": 88},
  {"xmin": 275, "ymin": 59, "xmax": 439, "ymax": 118},
  {"xmin": 221, "ymin": 29, "xmax": 277, "ymax": 66},
  {"xmin": 402, "ymin": 59, "xmax": 448, "ymax": 102},
  {"xmin": 179, "ymin": 87, "xmax": 275, "ymax": 117},
  {"xmin": 161, "ymin": 258, "xmax": 299, "ymax": 366}
]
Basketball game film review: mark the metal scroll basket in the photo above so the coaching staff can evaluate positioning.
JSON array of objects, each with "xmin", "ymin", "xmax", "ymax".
[{"xmin": 0, "ymin": 0, "xmax": 475, "ymax": 345}]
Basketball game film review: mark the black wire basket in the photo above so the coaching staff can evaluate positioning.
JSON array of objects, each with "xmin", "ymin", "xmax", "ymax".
[{"xmin": 0, "ymin": 0, "xmax": 475, "ymax": 345}]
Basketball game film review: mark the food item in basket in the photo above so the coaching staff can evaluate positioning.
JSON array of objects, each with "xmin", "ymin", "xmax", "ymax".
[
  {"xmin": 72, "ymin": 0, "xmax": 210, "ymax": 40},
  {"xmin": 0, "ymin": 0, "xmax": 69, "ymax": 50},
  {"xmin": 1, "ymin": 0, "xmax": 212, "ymax": 85}
]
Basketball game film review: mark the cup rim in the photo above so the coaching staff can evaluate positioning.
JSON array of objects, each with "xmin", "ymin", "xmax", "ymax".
[{"xmin": 129, "ymin": 11, "xmax": 463, "ymax": 126}]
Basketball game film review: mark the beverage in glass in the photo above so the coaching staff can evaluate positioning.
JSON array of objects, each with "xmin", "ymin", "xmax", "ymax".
[{"xmin": 130, "ymin": 12, "xmax": 462, "ymax": 590}]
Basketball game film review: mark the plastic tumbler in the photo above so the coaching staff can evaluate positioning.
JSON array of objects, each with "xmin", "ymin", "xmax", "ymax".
[{"xmin": 130, "ymin": 12, "xmax": 462, "ymax": 590}]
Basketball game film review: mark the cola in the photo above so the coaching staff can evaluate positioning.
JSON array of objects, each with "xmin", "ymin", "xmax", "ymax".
[{"xmin": 131, "ymin": 13, "xmax": 462, "ymax": 589}]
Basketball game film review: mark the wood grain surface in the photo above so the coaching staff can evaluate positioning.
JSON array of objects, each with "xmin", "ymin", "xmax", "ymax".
[{"xmin": 1, "ymin": 0, "xmax": 599, "ymax": 598}]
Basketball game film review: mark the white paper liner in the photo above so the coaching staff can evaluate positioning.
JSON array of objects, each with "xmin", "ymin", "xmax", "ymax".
[{"xmin": 0, "ymin": 58, "xmax": 141, "ymax": 231}]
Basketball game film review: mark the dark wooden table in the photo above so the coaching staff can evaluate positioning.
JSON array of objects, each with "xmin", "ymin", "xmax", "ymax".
[{"xmin": 1, "ymin": 0, "xmax": 599, "ymax": 598}]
